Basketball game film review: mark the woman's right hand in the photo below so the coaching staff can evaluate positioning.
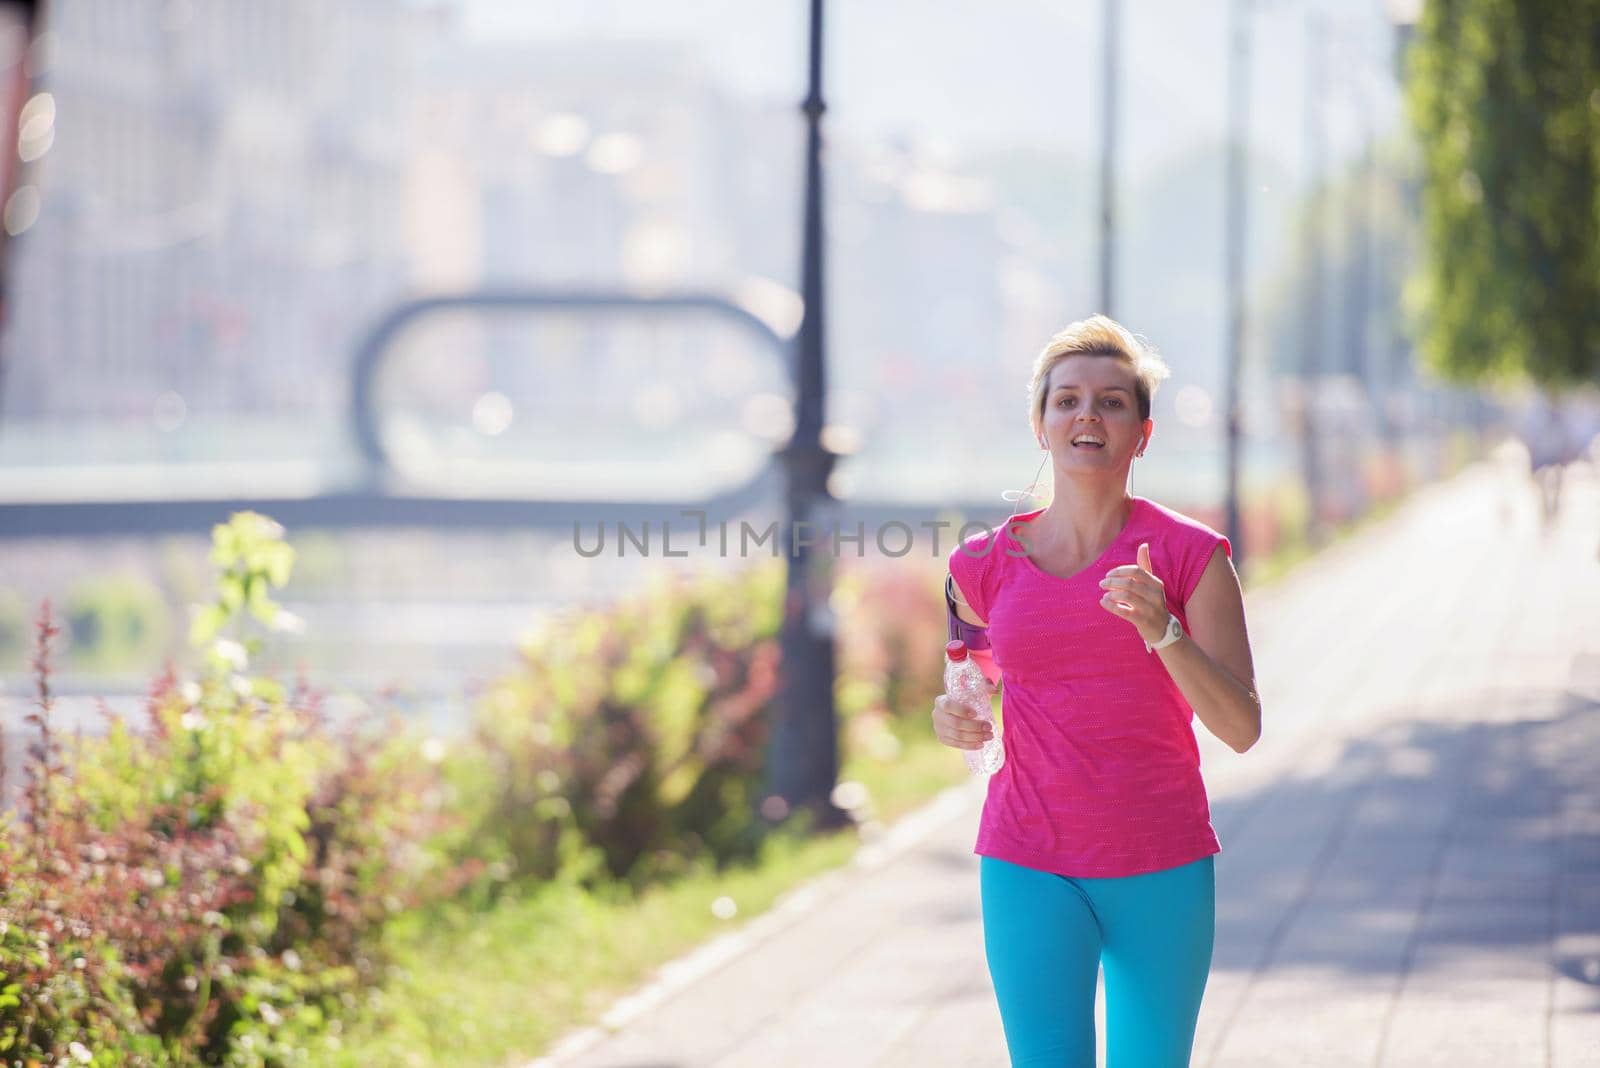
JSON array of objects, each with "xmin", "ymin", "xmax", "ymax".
[{"xmin": 931, "ymin": 693, "xmax": 994, "ymax": 750}]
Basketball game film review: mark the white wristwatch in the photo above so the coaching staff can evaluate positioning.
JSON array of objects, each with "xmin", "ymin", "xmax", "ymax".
[{"xmin": 1145, "ymin": 612, "xmax": 1185, "ymax": 653}]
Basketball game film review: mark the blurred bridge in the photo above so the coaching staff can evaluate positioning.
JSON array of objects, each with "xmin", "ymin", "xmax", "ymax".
[{"xmin": 0, "ymin": 288, "xmax": 1009, "ymax": 540}]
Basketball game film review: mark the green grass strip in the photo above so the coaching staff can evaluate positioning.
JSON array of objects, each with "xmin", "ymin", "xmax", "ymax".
[{"xmin": 322, "ymin": 726, "xmax": 969, "ymax": 1067}]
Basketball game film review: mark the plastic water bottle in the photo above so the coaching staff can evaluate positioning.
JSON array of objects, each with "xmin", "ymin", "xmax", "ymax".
[{"xmin": 945, "ymin": 639, "xmax": 1003, "ymax": 776}]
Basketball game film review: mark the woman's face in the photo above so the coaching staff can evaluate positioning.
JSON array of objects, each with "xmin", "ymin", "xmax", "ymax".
[{"xmin": 1038, "ymin": 355, "xmax": 1151, "ymax": 471}]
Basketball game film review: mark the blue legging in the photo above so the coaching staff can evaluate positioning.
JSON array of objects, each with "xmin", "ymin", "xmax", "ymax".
[{"xmin": 980, "ymin": 853, "xmax": 1215, "ymax": 1067}]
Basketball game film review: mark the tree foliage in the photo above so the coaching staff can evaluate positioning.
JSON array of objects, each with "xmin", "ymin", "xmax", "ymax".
[{"xmin": 1405, "ymin": 0, "xmax": 1600, "ymax": 388}]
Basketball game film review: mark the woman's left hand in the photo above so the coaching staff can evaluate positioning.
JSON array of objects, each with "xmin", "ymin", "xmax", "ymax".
[{"xmin": 1098, "ymin": 541, "xmax": 1170, "ymax": 644}]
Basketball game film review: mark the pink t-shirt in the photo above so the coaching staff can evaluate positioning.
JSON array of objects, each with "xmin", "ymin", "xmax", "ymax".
[{"xmin": 947, "ymin": 495, "xmax": 1229, "ymax": 878}]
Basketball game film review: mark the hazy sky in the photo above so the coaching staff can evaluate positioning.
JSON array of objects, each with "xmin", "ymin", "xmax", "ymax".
[{"xmin": 456, "ymin": 0, "xmax": 1406, "ymax": 185}]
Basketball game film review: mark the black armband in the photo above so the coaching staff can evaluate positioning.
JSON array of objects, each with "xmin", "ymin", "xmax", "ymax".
[{"xmin": 945, "ymin": 574, "xmax": 991, "ymax": 650}]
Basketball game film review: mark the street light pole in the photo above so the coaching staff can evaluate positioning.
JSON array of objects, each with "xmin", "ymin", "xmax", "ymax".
[
  {"xmin": 1300, "ymin": 13, "xmax": 1328, "ymax": 548},
  {"xmin": 1098, "ymin": 0, "xmax": 1119, "ymax": 315},
  {"xmin": 1222, "ymin": 0, "xmax": 1251, "ymax": 569},
  {"xmin": 1383, "ymin": 0, "xmax": 1423, "ymax": 446},
  {"xmin": 1344, "ymin": 83, "xmax": 1377, "ymax": 442},
  {"xmin": 768, "ymin": 0, "xmax": 847, "ymax": 833}
]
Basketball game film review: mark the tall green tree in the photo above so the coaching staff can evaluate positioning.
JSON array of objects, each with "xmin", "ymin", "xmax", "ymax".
[{"xmin": 1405, "ymin": 0, "xmax": 1600, "ymax": 388}]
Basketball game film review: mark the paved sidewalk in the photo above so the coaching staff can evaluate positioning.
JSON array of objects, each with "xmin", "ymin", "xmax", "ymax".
[{"xmin": 535, "ymin": 457, "xmax": 1600, "ymax": 1068}]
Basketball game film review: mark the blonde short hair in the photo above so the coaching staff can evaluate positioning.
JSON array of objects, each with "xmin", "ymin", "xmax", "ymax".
[{"xmin": 1027, "ymin": 314, "xmax": 1171, "ymax": 439}]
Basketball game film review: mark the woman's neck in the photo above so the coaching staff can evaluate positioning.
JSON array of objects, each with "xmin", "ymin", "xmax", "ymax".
[{"xmin": 1031, "ymin": 479, "xmax": 1134, "ymax": 560}]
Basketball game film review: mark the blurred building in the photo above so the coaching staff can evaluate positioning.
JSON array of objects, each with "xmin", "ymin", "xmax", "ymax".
[
  {"xmin": 831, "ymin": 138, "xmax": 1013, "ymax": 438},
  {"xmin": 2, "ymin": 0, "xmax": 439, "ymax": 434},
  {"xmin": 0, "ymin": 0, "xmax": 1040, "ymax": 475},
  {"xmin": 0, "ymin": 2, "xmax": 1399, "ymax": 512},
  {"xmin": 402, "ymin": 39, "xmax": 779, "ymax": 431}
]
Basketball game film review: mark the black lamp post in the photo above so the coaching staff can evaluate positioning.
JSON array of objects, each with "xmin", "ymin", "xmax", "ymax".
[
  {"xmin": 1098, "ymin": 0, "xmax": 1119, "ymax": 316},
  {"xmin": 1222, "ymin": 0, "xmax": 1251, "ymax": 570},
  {"xmin": 767, "ymin": 0, "xmax": 848, "ymax": 833},
  {"xmin": 1300, "ymin": 12, "xmax": 1328, "ymax": 549}
]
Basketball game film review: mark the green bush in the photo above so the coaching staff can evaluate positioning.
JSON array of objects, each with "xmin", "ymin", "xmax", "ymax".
[
  {"xmin": 0, "ymin": 587, "xmax": 28, "ymax": 668},
  {"xmin": 63, "ymin": 574, "xmax": 171, "ymax": 674},
  {"xmin": 2, "ymin": 513, "xmax": 959, "ymax": 1063},
  {"xmin": 464, "ymin": 563, "xmax": 786, "ymax": 896},
  {"xmin": 833, "ymin": 559, "xmax": 949, "ymax": 743},
  {"xmin": 0, "ymin": 512, "xmax": 465, "ymax": 1065},
  {"xmin": 461, "ymin": 555, "xmax": 950, "ymax": 899}
]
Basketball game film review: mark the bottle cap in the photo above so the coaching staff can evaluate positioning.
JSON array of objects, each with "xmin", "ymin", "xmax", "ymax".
[{"xmin": 945, "ymin": 639, "xmax": 968, "ymax": 660}]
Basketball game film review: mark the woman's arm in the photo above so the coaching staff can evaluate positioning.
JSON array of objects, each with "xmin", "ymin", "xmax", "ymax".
[
  {"xmin": 1156, "ymin": 545, "xmax": 1261, "ymax": 753},
  {"xmin": 931, "ymin": 569, "xmax": 1001, "ymax": 752},
  {"xmin": 948, "ymin": 570, "xmax": 985, "ymax": 627},
  {"xmin": 1101, "ymin": 542, "xmax": 1260, "ymax": 752},
  {"xmin": 947, "ymin": 570, "xmax": 1002, "ymax": 686}
]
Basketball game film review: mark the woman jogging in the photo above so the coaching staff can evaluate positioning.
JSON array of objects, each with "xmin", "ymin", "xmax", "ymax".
[{"xmin": 933, "ymin": 315, "xmax": 1261, "ymax": 1067}]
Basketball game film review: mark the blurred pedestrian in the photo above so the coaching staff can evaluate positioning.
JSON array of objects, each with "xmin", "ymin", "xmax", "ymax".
[
  {"xmin": 1517, "ymin": 391, "xmax": 1575, "ymax": 526},
  {"xmin": 931, "ymin": 315, "xmax": 1261, "ymax": 1066}
]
